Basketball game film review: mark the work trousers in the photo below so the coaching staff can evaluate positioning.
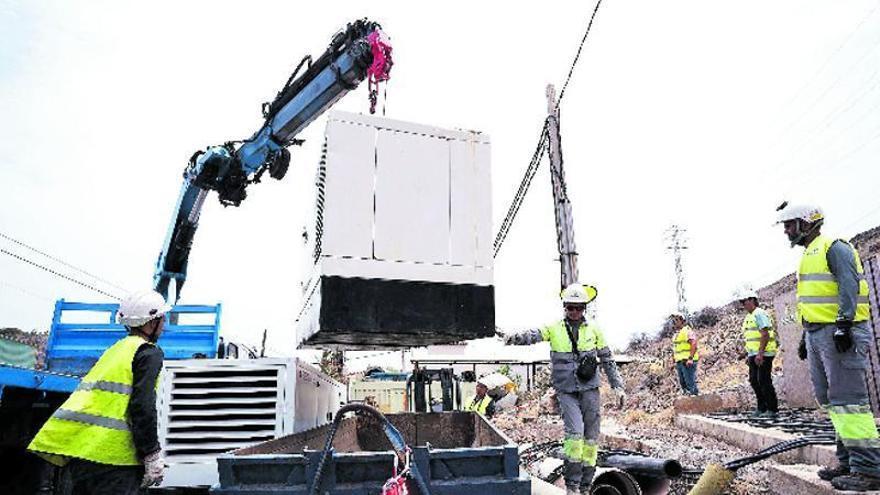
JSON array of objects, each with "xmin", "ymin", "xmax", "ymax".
[
  {"xmin": 675, "ymin": 361, "xmax": 699, "ymax": 395},
  {"xmin": 68, "ymin": 458, "xmax": 144, "ymax": 495},
  {"xmin": 747, "ymin": 355, "xmax": 778, "ymax": 413},
  {"xmin": 806, "ymin": 324, "xmax": 880, "ymax": 477},
  {"xmin": 557, "ymin": 388, "xmax": 600, "ymax": 489}
]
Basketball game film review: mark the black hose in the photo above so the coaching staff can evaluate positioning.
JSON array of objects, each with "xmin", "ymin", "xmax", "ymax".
[
  {"xmin": 309, "ymin": 404, "xmax": 431, "ymax": 495},
  {"xmin": 723, "ymin": 434, "xmax": 834, "ymax": 471}
]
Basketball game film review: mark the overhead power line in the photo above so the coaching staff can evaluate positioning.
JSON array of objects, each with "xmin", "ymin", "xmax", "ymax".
[
  {"xmin": 494, "ymin": 1, "xmax": 607, "ymax": 257},
  {"xmin": 0, "ymin": 231, "xmax": 129, "ymax": 294},
  {"xmin": 1, "ymin": 248, "xmax": 122, "ymax": 300},
  {"xmin": 556, "ymin": 0, "xmax": 605, "ymax": 106},
  {"xmin": 493, "ymin": 121, "xmax": 550, "ymax": 257},
  {"xmin": 0, "ymin": 281, "xmax": 56, "ymax": 302}
]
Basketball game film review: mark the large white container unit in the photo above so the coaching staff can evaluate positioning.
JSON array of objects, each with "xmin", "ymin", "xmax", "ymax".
[
  {"xmin": 297, "ymin": 111, "xmax": 495, "ymax": 349},
  {"xmin": 157, "ymin": 357, "xmax": 343, "ymax": 488}
]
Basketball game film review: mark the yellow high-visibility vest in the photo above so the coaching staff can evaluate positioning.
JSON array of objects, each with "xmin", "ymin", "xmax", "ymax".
[
  {"xmin": 464, "ymin": 394, "xmax": 492, "ymax": 415},
  {"xmin": 541, "ymin": 320, "xmax": 605, "ymax": 352},
  {"xmin": 742, "ymin": 308, "xmax": 778, "ymax": 355},
  {"xmin": 672, "ymin": 326, "xmax": 699, "ymax": 362},
  {"xmin": 797, "ymin": 235, "xmax": 870, "ymax": 323},
  {"xmin": 28, "ymin": 336, "xmax": 152, "ymax": 466}
]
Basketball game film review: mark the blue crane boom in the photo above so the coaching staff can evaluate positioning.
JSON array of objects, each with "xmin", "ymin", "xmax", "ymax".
[{"xmin": 153, "ymin": 19, "xmax": 391, "ymax": 302}]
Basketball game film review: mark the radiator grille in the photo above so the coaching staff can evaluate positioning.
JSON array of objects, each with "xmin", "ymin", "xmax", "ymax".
[
  {"xmin": 312, "ymin": 138, "xmax": 328, "ymax": 263},
  {"xmin": 161, "ymin": 366, "xmax": 281, "ymax": 461}
]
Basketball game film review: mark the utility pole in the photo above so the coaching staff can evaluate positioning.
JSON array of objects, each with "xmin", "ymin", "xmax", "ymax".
[
  {"xmin": 665, "ymin": 225, "xmax": 689, "ymax": 315},
  {"xmin": 546, "ymin": 84, "xmax": 579, "ymax": 290}
]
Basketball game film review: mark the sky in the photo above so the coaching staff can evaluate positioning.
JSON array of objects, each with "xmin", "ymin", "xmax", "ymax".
[{"xmin": 3, "ymin": 1, "xmax": 880, "ymax": 367}]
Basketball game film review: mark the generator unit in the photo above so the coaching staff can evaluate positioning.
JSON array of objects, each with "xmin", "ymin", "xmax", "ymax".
[
  {"xmin": 297, "ymin": 111, "xmax": 495, "ymax": 349},
  {"xmin": 157, "ymin": 357, "xmax": 344, "ymax": 488}
]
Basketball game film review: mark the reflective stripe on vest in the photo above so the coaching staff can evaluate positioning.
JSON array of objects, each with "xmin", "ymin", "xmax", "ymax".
[
  {"xmin": 464, "ymin": 395, "xmax": 492, "ymax": 415},
  {"xmin": 672, "ymin": 326, "xmax": 699, "ymax": 362},
  {"xmin": 541, "ymin": 320, "xmax": 605, "ymax": 352},
  {"xmin": 797, "ymin": 235, "xmax": 871, "ymax": 323},
  {"xmin": 28, "ymin": 336, "xmax": 151, "ymax": 466},
  {"xmin": 742, "ymin": 308, "xmax": 777, "ymax": 355}
]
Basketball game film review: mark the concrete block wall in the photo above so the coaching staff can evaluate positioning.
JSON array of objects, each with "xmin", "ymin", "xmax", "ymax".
[{"xmin": 772, "ymin": 290, "xmax": 816, "ymax": 408}]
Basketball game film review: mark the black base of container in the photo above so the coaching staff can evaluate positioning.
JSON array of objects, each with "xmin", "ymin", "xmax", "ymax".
[{"xmin": 299, "ymin": 276, "xmax": 495, "ymax": 349}]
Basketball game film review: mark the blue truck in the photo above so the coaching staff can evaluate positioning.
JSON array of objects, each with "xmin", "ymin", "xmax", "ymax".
[{"xmin": 0, "ymin": 299, "xmax": 221, "ymax": 494}]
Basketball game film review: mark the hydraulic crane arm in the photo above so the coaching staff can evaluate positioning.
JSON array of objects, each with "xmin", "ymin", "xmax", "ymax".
[{"xmin": 154, "ymin": 19, "xmax": 392, "ymax": 302}]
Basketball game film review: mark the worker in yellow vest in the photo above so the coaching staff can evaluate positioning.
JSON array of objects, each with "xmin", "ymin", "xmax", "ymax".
[
  {"xmin": 28, "ymin": 290, "xmax": 171, "ymax": 494},
  {"xmin": 669, "ymin": 312, "xmax": 699, "ymax": 395},
  {"xmin": 463, "ymin": 380, "xmax": 495, "ymax": 418},
  {"xmin": 736, "ymin": 288, "xmax": 779, "ymax": 417},
  {"xmin": 501, "ymin": 283, "xmax": 625, "ymax": 495},
  {"xmin": 777, "ymin": 202, "xmax": 880, "ymax": 491}
]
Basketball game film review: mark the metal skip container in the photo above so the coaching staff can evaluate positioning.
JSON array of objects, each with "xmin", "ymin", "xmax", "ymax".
[{"xmin": 212, "ymin": 411, "xmax": 530, "ymax": 495}]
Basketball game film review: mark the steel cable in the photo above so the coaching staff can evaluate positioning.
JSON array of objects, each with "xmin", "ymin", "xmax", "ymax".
[{"xmin": 1, "ymin": 248, "xmax": 122, "ymax": 300}]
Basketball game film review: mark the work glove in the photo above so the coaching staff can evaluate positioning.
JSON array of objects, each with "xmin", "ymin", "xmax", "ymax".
[
  {"xmin": 501, "ymin": 331, "xmax": 522, "ymax": 345},
  {"xmin": 798, "ymin": 332, "xmax": 807, "ymax": 361},
  {"xmin": 141, "ymin": 450, "xmax": 167, "ymax": 488},
  {"xmin": 833, "ymin": 320, "xmax": 854, "ymax": 353}
]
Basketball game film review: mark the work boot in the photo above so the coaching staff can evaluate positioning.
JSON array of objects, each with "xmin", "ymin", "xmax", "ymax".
[
  {"xmin": 579, "ymin": 484, "xmax": 592, "ymax": 494},
  {"xmin": 566, "ymin": 486, "xmax": 580, "ymax": 495},
  {"xmin": 817, "ymin": 464, "xmax": 850, "ymax": 481},
  {"xmin": 831, "ymin": 472, "xmax": 880, "ymax": 491}
]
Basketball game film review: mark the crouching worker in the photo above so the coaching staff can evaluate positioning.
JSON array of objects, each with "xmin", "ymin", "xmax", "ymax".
[
  {"xmin": 28, "ymin": 290, "xmax": 170, "ymax": 494},
  {"xmin": 501, "ymin": 283, "xmax": 626, "ymax": 495},
  {"xmin": 463, "ymin": 379, "xmax": 496, "ymax": 418}
]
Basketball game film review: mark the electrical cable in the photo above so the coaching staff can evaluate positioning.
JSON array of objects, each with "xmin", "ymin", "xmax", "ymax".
[
  {"xmin": 556, "ymin": 0, "xmax": 605, "ymax": 107},
  {"xmin": 772, "ymin": 3, "xmax": 880, "ymax": 144},
  {"xmin": 723, "ymin": 434, "xmax": 834, "ymax": 471},
  {"xmin": 494, "ymin": 1, "xmax": 607, "ymax": 257},
  {"xmin": 493, "ymin": 121, "xmax": 550, "ymax": 257},
  {"xmin": 0, "ymin": 281, "xmax": 56, "ymax": 302},
  {"xmin": 774, "ymin": 3, "xmax": 880, "ymax": 123},
  {"xmin": 0, "ymin": 231, "xmax": 129, "ymax": 294},
  {"xmin": 1, "ymin": 248, "xmax": 122, "ymax": 300}
]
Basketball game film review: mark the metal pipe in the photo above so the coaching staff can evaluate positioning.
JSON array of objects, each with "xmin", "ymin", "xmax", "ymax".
[
  {"xmin": 603, "ymin": 454, "xmax": 683, "ymax": 479},
  {"xmin": 592, "ymin": 467, "xmax": 642, "ymax": 495}
]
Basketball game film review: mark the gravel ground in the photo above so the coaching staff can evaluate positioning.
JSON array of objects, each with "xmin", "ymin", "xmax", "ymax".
[{"xmin": 493, "ymin": 398, "xmax": 778, "ymax": 494}]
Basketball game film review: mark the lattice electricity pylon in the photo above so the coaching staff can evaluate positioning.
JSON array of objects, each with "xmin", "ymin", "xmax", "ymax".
[{"xmin": 665, "ymin": 225, "xmax": 689, "ymax": 315}]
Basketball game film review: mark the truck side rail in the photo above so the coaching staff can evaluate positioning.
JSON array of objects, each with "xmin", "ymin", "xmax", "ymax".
[{"xmin": 46, "ymin": 299, "xmax": 221, "ymax": 375}]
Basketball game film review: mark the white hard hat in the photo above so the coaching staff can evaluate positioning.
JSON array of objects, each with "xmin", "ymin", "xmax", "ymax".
[
  {"xmin": 118, "ymin": 290, "xmax": 172, "ymax": 327},
  {"xmin": 775, "ymin": 203, "xmax": 823, "ymax": 225},
  {"xmin": 734, "ymin": 286, "xmax": 758, "ymax": 301},
  {"xmin": 561, "ymin": 283, "xmax": 598, "ymax": 305}
]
